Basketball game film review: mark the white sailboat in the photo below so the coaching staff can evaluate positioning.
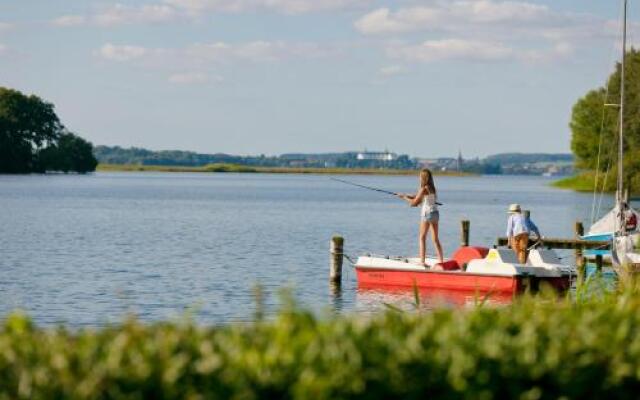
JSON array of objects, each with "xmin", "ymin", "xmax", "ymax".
[
  {"xmin": 607, "ymin": 0, "xmax": 640, "ymax": 271},
  {"xmin": 585, "ymin": 1, "xmax": 639, "ymax": 252}
]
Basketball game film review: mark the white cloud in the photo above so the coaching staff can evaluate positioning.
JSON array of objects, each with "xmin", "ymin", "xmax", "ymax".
[
  {"xmin": 355, "ymin": 1, "xmax": 611, "ymax": 66},
  {"xmin": 517, "ymin": 41, "xmax": 574, "ymax": 64},
  {"xmin": 168, "ymin": 72, "xmax": 214, "ymax": 84},
  {"xmin": 53, "ymin": 4, "xmax": 178, "ymax": 27},
  {"xmin": 379, "ymin": 64, "xmax": 407, "ymax": 76},
  {"xmin": 0, "ymin": 22, "xmax": 13, "ymax": 31},
  {"xmin": 354, "ymin": 1, "xmax": 614, "ymax": 44},
  {"xmin": 165, "ymin": 0, "xmax": 370, "ymax": 15},
  {"xmin": 388, "ymin": 39, "xmax": 513, "ymax": 63},
  {"xmin": 97, "ymin": 40, "xmax": 335, "ymax": 66},
  {"xmin": 52, "ymin": 0, "xmax": 370, "ymax": 27},
  {"xmin": 98, "ymin": 43, "xmax": 149, "ymax": 62},
  {"xmin": 355, "ymin": 7, "xmax": 441, "ymax": 35},
  {"xmin": 386, "ymin": 38, "xmax": 574, "ymax": 65},
  {"xmin": 355, "ymin": 1, "xmax": 553, "ymax": 35},
  {"xmin": 52, "ymin": 15, "xmax": 87, "ymax": 27},
  {"xmin": 94, "ymin": 4, "xmax": 177, "ymax": 26},
  {"xmin": 457, "ymin": 0, "xmax": 548, "ymax": 23},
  {"xmin": 185, "ymin": 40, "xmax": 334, "ymax": 63}
]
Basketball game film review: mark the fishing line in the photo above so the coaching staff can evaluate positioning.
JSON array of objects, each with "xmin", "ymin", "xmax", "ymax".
[
  {"xmin": 330, "ymin": 177, "xmax": 444, "ymax": 205},
  {"xmin": 330, "ymin": 177, "xmax": 398, "ymax": 196}
]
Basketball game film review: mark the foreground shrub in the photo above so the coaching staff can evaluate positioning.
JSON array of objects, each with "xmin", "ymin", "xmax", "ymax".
[{"xmin": 1, "ymin": 291, "xmax": 640, "ymax": 399}]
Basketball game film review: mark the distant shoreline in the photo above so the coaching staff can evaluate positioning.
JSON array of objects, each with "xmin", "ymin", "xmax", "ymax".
[{"xmin": 97, "ymin": 163, "xmax": 476, "ymax": 177}]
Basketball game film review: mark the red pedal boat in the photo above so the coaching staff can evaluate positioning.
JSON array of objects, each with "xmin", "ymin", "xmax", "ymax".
[{"xmin": 355, "ymin": 247, "xmax": 575, "ymax": 295}]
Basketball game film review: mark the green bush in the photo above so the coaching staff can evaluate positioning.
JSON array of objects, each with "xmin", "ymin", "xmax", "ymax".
[
  {"xmin": 204, "ymin": 163, "xmax": 257, "ymax": 173},
  {"xmin": 1, "ymin": 290, "xmax": 640, "ymax": 399}
]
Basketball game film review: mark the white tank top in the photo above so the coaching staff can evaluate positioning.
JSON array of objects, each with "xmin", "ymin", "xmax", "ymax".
[{"xmin": 421, "ymin": 192, "xmax": 438, "ymax": 214}]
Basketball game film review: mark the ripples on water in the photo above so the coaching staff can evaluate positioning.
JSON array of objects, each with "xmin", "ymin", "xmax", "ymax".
[{"xmin": 0, "ymin": 172, "xmax": 603, "ymax": 326}]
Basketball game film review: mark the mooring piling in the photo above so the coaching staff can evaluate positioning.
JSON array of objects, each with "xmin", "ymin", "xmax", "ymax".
[
  {"xmin": 330, "ymin": 236, "xmax": 344, "ymax": 286},
  {"xmin": 575, "ymin": 221, "xmax": 584, "ymax": 261},
  {"xmin": 461, "ymin": 220, "xmax": 470, "ymax": 247},
  {"xmin": 576, "ymin": 255, "xmax": 586, "ymax": 283},
  {"xmin": 595, "ymin": 254, "xmax": 604, "ymax": 272}
]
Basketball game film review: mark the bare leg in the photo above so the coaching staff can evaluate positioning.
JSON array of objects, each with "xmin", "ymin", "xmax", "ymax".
[
  {"xmin": 430, "ymin": 222, "xmax": 444, "ymax": 263},
  {"xmin": 419, "ymin": 221, "xmax": 429, "ymax": 265}
]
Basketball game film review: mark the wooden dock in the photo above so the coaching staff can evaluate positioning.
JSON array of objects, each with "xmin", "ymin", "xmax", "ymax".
[{"xmin": 494, "ymin": 237, "xmax": 610, "ymax": 250}]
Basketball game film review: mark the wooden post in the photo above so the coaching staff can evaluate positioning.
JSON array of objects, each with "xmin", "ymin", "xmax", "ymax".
[
  {"xmin": 575, "ymin": 221, "xmax": 584, "ymax": 261},
  {"xmin": 330, "ymin": 236, "xmax": 344, "ymax": 286},
  {"xmin": 595, "ymin": 254, "xmax": 603, "ymax": 273},
  {"xmin": 575, "ymin": 221, "xmax": 584, "ymax": 237},
  {"xmin": 576, "ymin": 255, "xmax": 586, "ymax": 284},
  {"xmin": 461, "ymin": 220, "xmax": 470, "ymax": 247}
]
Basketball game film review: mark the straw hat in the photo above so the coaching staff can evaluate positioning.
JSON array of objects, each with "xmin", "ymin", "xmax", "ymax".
[{"xmin": 508, "ymin": 203, "xmax": 522, "ymax": 213}]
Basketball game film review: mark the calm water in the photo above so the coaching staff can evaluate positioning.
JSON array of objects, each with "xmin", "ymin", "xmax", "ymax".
[{"xmin": 0, "ymin": 172, "xmax": 608, "ymax": 326}]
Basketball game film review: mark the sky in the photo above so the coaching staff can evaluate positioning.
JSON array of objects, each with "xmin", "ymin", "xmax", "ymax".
[{"xmin": 0, "ymin": 0, "xmax": 638, "ymax": 158}]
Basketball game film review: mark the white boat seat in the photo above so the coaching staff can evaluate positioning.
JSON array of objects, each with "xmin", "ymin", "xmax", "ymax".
[{"xmin": 527, "ymin": 249, "xmax": 562, "ymax": 265}]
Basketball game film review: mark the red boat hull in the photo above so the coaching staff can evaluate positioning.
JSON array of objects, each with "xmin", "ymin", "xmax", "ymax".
[
  {"xmin": 355, "ymin": 267, "xmax": 571, "ymax": 295},
  {"xmin": 356, "ymin": 284, "xmax": 517, "ymax": 306}
]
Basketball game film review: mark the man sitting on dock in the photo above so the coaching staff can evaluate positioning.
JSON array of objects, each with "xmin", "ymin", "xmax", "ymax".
[{"xmin": 506, "ymin": 204, "xmax": 542, "ymax": 264}]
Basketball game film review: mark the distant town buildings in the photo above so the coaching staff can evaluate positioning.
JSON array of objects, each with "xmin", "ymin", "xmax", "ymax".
[
  {"xmin": 415, "ymin": 157, "xmax": 459, "ymax": 172},
  {"xmin": 356, "ymin": 151, "xmax": 397, "ymax": 161}
]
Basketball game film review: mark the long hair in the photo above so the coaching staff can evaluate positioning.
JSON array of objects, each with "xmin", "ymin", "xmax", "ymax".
[{"xmin": 419, "ymin": 168, "xmax": 436, "ymax": 194}]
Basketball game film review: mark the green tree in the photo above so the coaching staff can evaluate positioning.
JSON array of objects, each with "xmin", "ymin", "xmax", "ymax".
[
  {"xmin": 0, "ymin": 87, "xmax": 97, "ymax": 174},
  {"xmin": 36, "ymin": 132, "xmax": 98, "ymax": 173},
  {"xmin": 570, "ymin": 48, "xmax": 640, "ymax": 191},
  {"xmin": 0, "ymin": 87, "xmax": 64, "ymax": 173}
]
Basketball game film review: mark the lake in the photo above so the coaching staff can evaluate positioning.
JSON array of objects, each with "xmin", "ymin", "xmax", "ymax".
[{"xmin": 0, "ymin": 172, "xmax": 607, "ymax": 326}]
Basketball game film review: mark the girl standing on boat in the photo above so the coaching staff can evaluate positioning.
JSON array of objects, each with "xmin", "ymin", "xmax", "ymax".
[{"xmin": 398, "ymin": 168, "xmax": 444, "ymax": 266}]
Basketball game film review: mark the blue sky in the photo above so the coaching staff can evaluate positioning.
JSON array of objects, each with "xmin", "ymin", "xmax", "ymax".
[{"xmin": 0, "ymin": 0, "xmax": 637, "ymax": 157}]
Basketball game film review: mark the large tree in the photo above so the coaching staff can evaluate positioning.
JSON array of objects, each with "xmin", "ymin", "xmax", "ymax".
[
  {"xmin": 570, "ymin": 48, "xmax": 640, "ymax": 191},
  {"xmin": 36, "ymin": 132, "xmax": 98, "ymax": 173},
  {"xmin": 0, "ymin": 88, "xmax": 64, "ymax": 173},
  {"xmin": 0, "ymin": 87, "xmax": 97, "ymax": 174}
]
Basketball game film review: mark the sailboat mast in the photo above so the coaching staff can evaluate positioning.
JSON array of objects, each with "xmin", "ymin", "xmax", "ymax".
[{"xmin": 619, "ymin": 0, "xmax": 627, "ymax": 206}]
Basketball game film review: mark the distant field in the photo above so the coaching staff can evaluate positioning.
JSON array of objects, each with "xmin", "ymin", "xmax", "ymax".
[{"xmin": 97, "ymin": 163, "xmax": 475, "ymax": 176}]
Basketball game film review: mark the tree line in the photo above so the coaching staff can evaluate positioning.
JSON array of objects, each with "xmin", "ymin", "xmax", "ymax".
[
  {"xmin": 96, "ymin": 146, "xmax": 513, "ymax": 173},
  {"xmin": 0, "ymin": 87, "xmax": 97, "ymax": 174},
  {"xmin": 570, "ymin": 48, "xmax": 640, "ymax": 192}
]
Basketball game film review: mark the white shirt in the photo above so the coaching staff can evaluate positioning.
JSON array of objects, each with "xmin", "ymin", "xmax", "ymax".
[{"xmin": 421, "ymin": 193, "xmax": 438, "ymax": 215}]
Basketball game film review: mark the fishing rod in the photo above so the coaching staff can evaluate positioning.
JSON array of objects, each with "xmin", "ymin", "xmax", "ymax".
[
  {"xmin": 330, "ymin": 177, "xmax": 443, "ymax": 205},
  {"xmin": 330, "ymin": 177, "xmax": 398, "ymax": 196}
]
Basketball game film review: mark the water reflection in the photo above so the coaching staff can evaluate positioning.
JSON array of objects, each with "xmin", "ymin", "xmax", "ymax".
[{"xmin": 355, "ymin": 284, "xmax": 514, "ymax": 313}]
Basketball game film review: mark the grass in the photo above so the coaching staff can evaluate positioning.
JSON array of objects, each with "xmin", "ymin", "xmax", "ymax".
[
  {"xmin": 552, "ymin": 171, "xmax": 602, "ymax": 192},
  {"xmin": 3, "ymin": 281, "xmax": 640, "ymax": 399},
  {"xmin": 96, "ymin": 163, "xmax": 475, "ymax": 176}
]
